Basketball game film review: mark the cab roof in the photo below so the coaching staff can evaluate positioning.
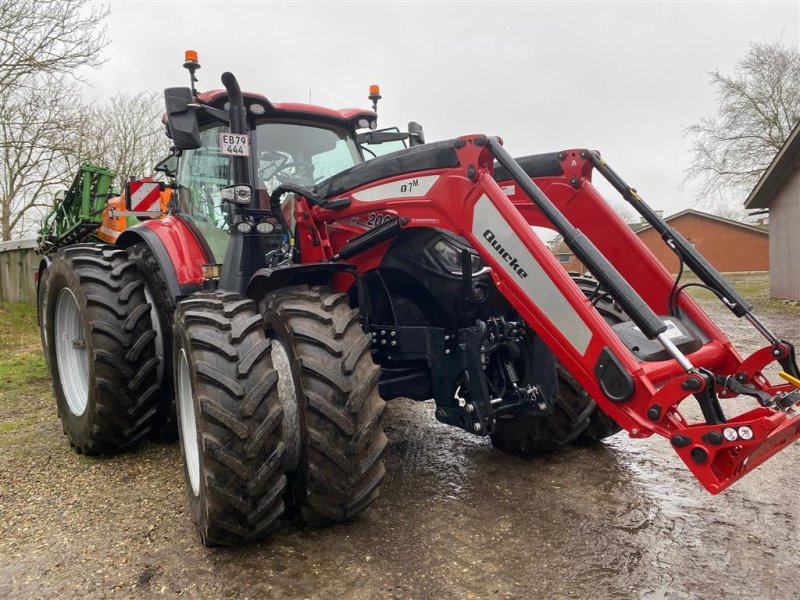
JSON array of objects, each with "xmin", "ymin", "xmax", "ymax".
[{"xmin": 195, "ymin": 89, "xmax": 375, "ymax": 128}]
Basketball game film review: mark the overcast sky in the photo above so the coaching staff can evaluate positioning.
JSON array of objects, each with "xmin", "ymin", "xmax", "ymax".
[{"xmin": 87, "ymin": 1, "xmax": 798, "ymax": 217}]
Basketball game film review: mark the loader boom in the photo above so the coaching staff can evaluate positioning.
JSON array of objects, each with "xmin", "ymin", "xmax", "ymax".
[{"xmin": 295, "ymin": 134, "xmax": 800, "ymax": 494}]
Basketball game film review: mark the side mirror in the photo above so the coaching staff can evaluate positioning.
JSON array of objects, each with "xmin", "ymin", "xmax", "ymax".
[
  {"xmin": 164, "ymin": 87, "xmax": 201, "ymax": 150},
  {"xmin": 356, "ymin": 130, "xmax": 409, "ymax": 145},
  {"xmin": 408, "ymin": 121, "xmax": 425, "ymax": 146},
  {"xmin": 153, "ymin": 153, "xmax": 178, "ymax": 178}
]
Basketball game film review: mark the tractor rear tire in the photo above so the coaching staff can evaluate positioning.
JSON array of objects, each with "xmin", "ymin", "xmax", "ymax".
[
  {"xmin": 260, "ymin": 286, "xmax": 387, "ymax": 526},
  {"xmin": 127, "ymin": 242, "xmax": 177, "ymax": 441},
  {"xmin": 37, "ymin": 264, "xmax": 51, "ymax": 369},
  {"xmin": 45, "ymin": 244, "xmax": 160, "ymax": 454},
  {"xmin": 173, "ymin": 292, "xmax": 286, "ymax": 546}
]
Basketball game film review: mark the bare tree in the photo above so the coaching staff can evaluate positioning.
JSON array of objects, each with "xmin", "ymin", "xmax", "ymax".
[
  {"xmin": 0, "ymin": 0, "xmax": 108, "ymax": 240},
  {"xmin": 608, "ymin": 197, "xmax": 637, "ymax": 224},
  {"xmin": 82, "ymin": 92, "xmax": 170, "ymax": 190},
  {"xmin": 685, "ymin": 41, "xmax": 800, "ymax": 218},
  {"xmin": 0, "ymin": 77, "xmax": 91, "ymax": 239},
  {"xmin": 0, "ymin": 0, "xmax": 107, "ymax": 89}
]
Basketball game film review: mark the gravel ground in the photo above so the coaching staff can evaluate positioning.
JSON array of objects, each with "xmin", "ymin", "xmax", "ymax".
[{"xmin": 1, "ymin": 273, "xmax": 799, "ymax": 599}]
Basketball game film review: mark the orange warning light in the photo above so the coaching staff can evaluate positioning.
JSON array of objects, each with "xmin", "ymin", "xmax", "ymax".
[
  {"xmin": 185, "ymin": 49, "xmax": 199, "ymax": 63},
  {"xmin": 369, "ymin": 84, "xmax": 380, "ymax": 96}
]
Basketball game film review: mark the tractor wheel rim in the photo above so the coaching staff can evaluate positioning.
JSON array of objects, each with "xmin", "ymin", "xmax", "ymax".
[
  {"xmin": 272, "ymin": 339, "xmax": 300, "ymax": 471},
  {"xmin": 54, "ymin": 288, "xmax": 89, "ymax": 416},
  {"xmin": 177, "ymin": 348, "xmax": 201, "ymax": 496}
]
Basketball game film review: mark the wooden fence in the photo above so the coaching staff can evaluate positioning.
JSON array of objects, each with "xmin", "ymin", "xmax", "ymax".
[{"xmin": 0, "ymin": 239, "xmax": 39, "ymax": 303}]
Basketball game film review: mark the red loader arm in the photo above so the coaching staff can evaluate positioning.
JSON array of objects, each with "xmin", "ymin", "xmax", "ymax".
[{"xmin": 301, "ymin": 134, "xmax": 800, "ymax": 494}]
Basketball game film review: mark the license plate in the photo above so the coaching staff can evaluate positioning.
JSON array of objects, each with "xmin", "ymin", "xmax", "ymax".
[{"xmin": 219, "ymin": 133, "xmax": 250, "ymax": 157}]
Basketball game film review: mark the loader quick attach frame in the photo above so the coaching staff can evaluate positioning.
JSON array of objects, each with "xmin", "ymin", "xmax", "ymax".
[{"xmin": 308, "ymin": 134, "xmax": 800, "ymax": 494}]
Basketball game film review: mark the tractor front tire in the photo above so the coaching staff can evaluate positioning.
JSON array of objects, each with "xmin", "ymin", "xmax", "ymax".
[
  {"xmin": 260, "ymin": 286, "xmax": 387, "ymax": 526},
  {"xmin": 490, "ymin": 276, "xmax": 625, "ymax": 454},
  {"xmin": 127, "ymin": 242, "xmax": 177, "ymax": 441},
  {"xmin": 571, "ymin": 277, "xmax": 624, "ymax": 443},
  {"xmin": 490, "ymin": 363, "xmax": 596, "ymax": 454},
  {"xmin": 45, "ymin": 244, "xmax": 160, "ymax": 454},
  {"xmin": 173, "ymin": 292, "xmax": 286, "ymax": 546}
]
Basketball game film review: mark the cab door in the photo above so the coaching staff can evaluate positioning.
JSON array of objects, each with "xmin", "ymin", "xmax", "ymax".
[{"xmin": 175, "ymin": 124, "xmax": 234, "ymax": 262}]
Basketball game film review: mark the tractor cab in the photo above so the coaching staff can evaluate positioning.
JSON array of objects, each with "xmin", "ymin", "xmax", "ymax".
[
  {"xmin": 162, "ymin": 52, "xmax": 427, "ymax": 277},
  {"xmin": 172, "ymin": 108, "xmax": 366, "ymax": 262},
  {"xmin": 165, "ymin": 73, "xmax": 375, "ymax": 266}
]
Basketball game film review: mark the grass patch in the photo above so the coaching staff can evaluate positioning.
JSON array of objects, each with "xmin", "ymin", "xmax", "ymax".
[
  {"xmin": 0, "ymin": 414, "xmax": 39, "ymax": 434},
  {"xmin": 0, "ymin": 351, "xmax": 49, "ymax": 392},
  {"xmin": 0, "ymin": 303, "xmax": 48, "ymax": 392},
  {"xmin": 678, "ymin": 272, "xmax": 800, "ymax": 315},
  {"xmin": 0, "ymin": 303, "xmax": 50, "ymax": 424},
  {"xmin": 0, "ymin": 302, "xmax": 52, "ymax": 449},
  {"xmin": 0, "ymin": 302, "xmax": 40, "ymax": 354}
]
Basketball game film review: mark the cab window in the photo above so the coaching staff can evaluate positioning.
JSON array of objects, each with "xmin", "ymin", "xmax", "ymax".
[
  {"xmin": 175, "ymin": 124, "xmax": 233, "ymax": 262},
  {"xmin": 255, "ymin": 122, "xmax": 361, "ymax": 192}
]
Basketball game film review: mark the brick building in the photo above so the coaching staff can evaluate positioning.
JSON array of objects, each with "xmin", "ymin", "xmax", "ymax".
[
  {"xmin": 549, "ymin": 209, "xmax": 769, "ymax": 275},
  {"xmin": 550, "ymin": 242, "xmax": 585, "ymax": 274},
  {"xmin": 634, "ymin": 209, "xmax": 769, "ymax": 273}
]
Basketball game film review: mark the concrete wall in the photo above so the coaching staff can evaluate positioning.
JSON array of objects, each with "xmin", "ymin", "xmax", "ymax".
[
  {"xmin": 768, "ymin": 166, "xmax": 800, "ymax": 300},
  {"xmin": 0, "ymin": 239, "xmax": 39, "ymax": 303},
  {"xmin": 636, "ymin": 214, "xmax": 769, "ymax": 274}
]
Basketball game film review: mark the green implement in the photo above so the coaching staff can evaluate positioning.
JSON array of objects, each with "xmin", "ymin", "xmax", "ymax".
[{"xmin": 37, "ymin": 164, "xmax": 117, "ymax": 255}]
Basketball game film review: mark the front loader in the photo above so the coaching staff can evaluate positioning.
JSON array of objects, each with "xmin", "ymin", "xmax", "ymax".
[{"xmin": 38, "ymin": 52, "xmax": 800, "ymax": 547}]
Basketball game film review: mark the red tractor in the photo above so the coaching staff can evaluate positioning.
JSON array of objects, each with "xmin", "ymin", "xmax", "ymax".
[{"xmin": 38, "ymin": 53, "xmax": 800, "ymax": 546}]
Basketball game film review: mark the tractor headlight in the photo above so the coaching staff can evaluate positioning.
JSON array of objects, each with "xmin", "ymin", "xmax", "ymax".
[
  {"xmin": 249, "ymin": 103, "xmax": 266, "ymax": 115},
  {"xmin": 432, "ymin": 238, "xmax": 485, "ymax": 275},
  {"xmin": 220, "ymin": 184, "xmax": 253, "ymax": 205},
  {"xmin": 256, "ymin": 221, "xmax": 275, "ymax": 234}
]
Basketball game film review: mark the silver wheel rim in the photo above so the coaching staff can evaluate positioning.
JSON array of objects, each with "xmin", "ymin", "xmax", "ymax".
[
  {"xmin": 177, "ymin": 348, "xmax": 201, "ymax": 496},
  {"xmin": 54, "ymin": 288, "xmax": 89, "ymax": 416},
  {"xmin": 272, "ymin": 340, "xmax": 300, "ymax": 471}
]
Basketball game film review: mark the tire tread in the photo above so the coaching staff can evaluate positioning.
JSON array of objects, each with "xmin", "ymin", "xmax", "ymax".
[{"xmin": 261, "ymin": 286, "xmax": 386, "ymax": 526}]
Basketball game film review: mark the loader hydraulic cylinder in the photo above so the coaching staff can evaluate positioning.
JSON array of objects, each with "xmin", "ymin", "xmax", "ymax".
[
  {"xmin": 487, "ymin": 138, "xmax": 669, "ymax": 342},
  {"xmin": 589, "ymin": 152, "xmax": 753, "ymax": 318}
]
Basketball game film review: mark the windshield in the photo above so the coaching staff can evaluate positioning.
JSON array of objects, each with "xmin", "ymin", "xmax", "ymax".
[
  {"xmin": 255, "ymin": 122, "xmax": 362, "ymax": 191},
  {"xmin": 176, "ymin": 120, "xmax": 361, "ymax": 262}
]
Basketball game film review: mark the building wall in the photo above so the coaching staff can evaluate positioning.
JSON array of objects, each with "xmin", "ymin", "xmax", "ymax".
[
  {"xmin": 636, "ymin": 214, "xmax": 768, "ymax": 274},
  {"xmin": 768, "ymin": 166, "xmax": 800, "ymax": 300},
  {"xmin": 553, "ymin": 253, "xmax": 584, "ymax": 274}
]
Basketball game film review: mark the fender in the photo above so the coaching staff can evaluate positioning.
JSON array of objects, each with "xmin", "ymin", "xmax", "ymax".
[
  {"xmin": 116, "ymin": 215, "xmax": 209, "ymax": 300},
  {"xmin": 247, "ymin": 263, "xmax": 358, "ymax": 306}
]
